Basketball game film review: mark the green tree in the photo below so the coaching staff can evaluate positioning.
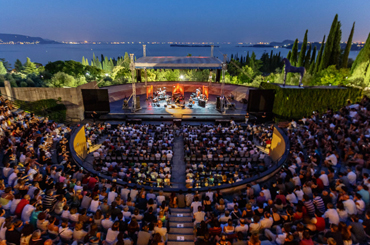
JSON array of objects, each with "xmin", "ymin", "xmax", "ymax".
[
  {"xmin": 351, "ymin": 33, "xmax": 370, "ymax": 73},
  {"xmin": 23, "ymin": 57, "xmax": 38, "ymax": 74},
  {"xmin": 319, "ymin": 14, "xmax": 339, "ymax": 71},
  {"xmin": 309, "ymin": 46, "xmax": 317, "ymax": 74},
  {"xmin": 304, "ymin": 43, "xmax": 312, "ymax": 70},
  {"xmin": 82, "ymin": 56, "xmax": 87, "ymax": 66},
  {"xmin": 46, "ymin": 72, "xmax": 76, "ymax": 87},
  {"xmin": 14, "ymin": 59, "xmax": 23, "ymax": 72},
  {"xmin": 330, "ymin": 21, "xmax": 342, "ymax": 68},
  {"xmin": 342, "ymin": 22, "xmax": 355, "ymax": 68},
  {"xmin": 314, "ymin": 35, "xmax": 326, "ymax": 74},
  {"xmin": 298, "ymin": 30, "xmax": 308, "ymax": 67},
  {"xmin": 290, "ymin": 39, "xmax": 299, "ymax": 66},
  {"xmin": 0, "ymin": 61, "xmax": 7, "ymax": 75}
]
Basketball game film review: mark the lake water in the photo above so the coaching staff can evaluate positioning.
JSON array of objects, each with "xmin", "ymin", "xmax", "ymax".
[{"xmin": 0, "ymin": 44, "xmax": 361, "ymax": 66}]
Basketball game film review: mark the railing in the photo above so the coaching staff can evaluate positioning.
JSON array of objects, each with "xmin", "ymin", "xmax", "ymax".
[{"xmin": 70, "ymin": 125, "xmax": 290, "ymax": 194}]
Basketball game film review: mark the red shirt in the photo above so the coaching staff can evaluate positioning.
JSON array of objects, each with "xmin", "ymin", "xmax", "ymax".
[
  {"xmin": 315, "ymin": 217, "xmax": 325, "ymax": 232},
  {"xmin": 88, "ymin": 177, "xmax": 98, "ymax": 189},
  {"xmin": 15, "ymin": 199, "xmax": 29, "ymax": 218},
  {"xmin": 316, "ymin": 178, "xmax": 324, "ymax": 190}
]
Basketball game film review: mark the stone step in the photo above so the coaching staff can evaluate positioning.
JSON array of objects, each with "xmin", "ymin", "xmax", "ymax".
[
  {"xmin": 170, "ymin": 213, "xmax": 192, "ymax": 217},
  {"xmin": 169, "ymin": 216, "xmax": 192, "ymax": 222},
  {"xmin": 169, "ymin": 227, "xmax": 194, "ymax": 234},
  {"xmin": 167, "ymin": 241, "xmax": 195, "ymax": 245},
  {"xmin": 169, "ymin": 221, "xmax": 193, "ymax": 228},
  {"xmin": 168, "ymin": 234, "xmax": 194, "ymax": 241},
  {"xmin": 171, "ymin": 208, "xmax": 191, "ymax": 213}
]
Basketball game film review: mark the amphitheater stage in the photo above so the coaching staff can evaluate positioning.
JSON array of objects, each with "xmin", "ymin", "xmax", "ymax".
[{"xmin": 101, "ymin": 92, "xmax": 249, "ymax": 122}]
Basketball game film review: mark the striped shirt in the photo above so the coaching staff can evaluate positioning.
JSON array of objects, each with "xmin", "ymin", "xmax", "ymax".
[
  {"xmin": 313, "ymin": 196, "xmax": 326, "ymax": 213},
  {"xmin": 304, "ymin": 200, "xmax": 316, "ymax": 216}
]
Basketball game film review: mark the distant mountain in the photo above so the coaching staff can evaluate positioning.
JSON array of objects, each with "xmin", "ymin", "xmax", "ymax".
[
  {"xmin": 284, "ymin": 42, "xmax": 363, "ymax": 51},
  {"xmin": 0, "ymin": 33, "xmax": 61, "ymax": 44},
  {"xmin": 269, "ymin": 40, "xmax": 295, "ymax": 47}
]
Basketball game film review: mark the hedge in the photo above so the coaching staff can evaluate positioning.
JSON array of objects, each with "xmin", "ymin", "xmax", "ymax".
[
  {"xmin": 14, "ymin": 99, "xmax": 66, "ymax": 122},
  {"xmin": 260, "ymin": 82, "xmax": 363, "ymax": 120}
]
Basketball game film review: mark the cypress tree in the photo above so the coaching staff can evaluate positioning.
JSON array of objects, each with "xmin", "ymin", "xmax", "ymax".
[
  {"xmin": 0, "ymin": 61, "xmax": 7, "ymax": 75},
  {"xmin": 342, "ymin": 22, "xmax": 355, "ymax": 68},
  {"xmin": 290, "ymin": 39, "xmax": 299, "ymax": 66},
  {"xmin": 308, "ymin": 46, "xmax": 317, "ymax": 74},
  {"xmin": 314, "ymin": 35, "xmax": 326, "ymax": 74},
  {"xmin": 14, "ymin": 59, "xmax": 23, "ymax": 72},
  {"xmin": 298, "ymin": 30, "xmax": 308, "ymax": 67},
  {"xmin": 92, "ymin": 53, "xmax": 96, "ymax": 67},
  {"xmin": 287, "ymin": 51, "xmax": 292, "ymax": 61},
  {"xmin": 330, "ymin": 21, "xmax": 342, "ymax": 68},
  {"xmin": 86, "ymin": 58, "xmax": 89, "ymax": 66},
  {"xmin": 351, "ymin": 32, "xmax": 370, "ymax": 73},
  {"xmin": 82, "ymin": 56, "xmax": 86, "ymax": 66},
  {"xmin": 304, "ymin": 43, "xmax": 312, "ymax": 69},
  {"xmin": 319, "ymin": 14, "xmax": 339, "ymax": 71},
  {"xmin": 245, "ymin": 52, "xmax": 250, "ymax": 66}
]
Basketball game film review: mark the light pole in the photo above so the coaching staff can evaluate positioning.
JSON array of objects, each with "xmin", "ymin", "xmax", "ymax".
[{"xmin": 130, "ymin": 54, "xmax": 137, "ymax": 112}]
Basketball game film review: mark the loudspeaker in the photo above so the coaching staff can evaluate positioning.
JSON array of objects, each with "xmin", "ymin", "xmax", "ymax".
[
  {"xmin": 247, "ymin": 90, "xmax": 275, "ymax": 113},
  {"xmin": 136, "ymin": 96, "xmax": 141, "ymax": 109},
  {"xmin": 164, "ymin": 105, "xmax": 167, "ymax": 108},
  {"xmin": 181, "ymin": 105, "xmax": 185, "ymax": 109},
  {"xmin": 171, "ymin": 105, "xmax": 176, "ymax": 109},
  {"xmin": 216, "ymin": 96, "xmax": 221, "ymax": 110},
  {"xmin": 157, "ymin": 104, "xmax": 160, "ymax": 107},
  {"xmin": 188, "ymin": 104, "xmax": 192, "ymax": 108}
]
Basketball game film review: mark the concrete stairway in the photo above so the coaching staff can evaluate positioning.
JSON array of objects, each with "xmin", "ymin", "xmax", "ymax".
[
  {"xmin": 168, "ymin": 208, "xmax": 195, "ymax": 245},
  {"xmin": 170, "ymin": 136, "xmax": 186, "ymax": 188}
]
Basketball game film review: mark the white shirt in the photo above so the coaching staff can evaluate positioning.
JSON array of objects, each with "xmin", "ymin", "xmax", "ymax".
[
  {"xmin": 262, "ymin": 189, "xmax": 271, "ymax": 201},
  {"xmin": 194, "ymin": 211, "xmax": 205, "ymax": 224},
  {"xmin": 205, "ymin": 192, "xmax": 214, "ymax": 203},
  {"xmin": 191, "ymin": 201, "xmax": 202, "ymax": 214},
  {"xmin": 21, "ymin": 204, "xmax": 35, "ymax": 222},
  {"xmin": 102, "ymin": 219, "xmax": 114, "ymax": 230},
  {"xmin": 107, "ymin": 191, "xmax": 118, "ymax": 205},
  {"xmin": 319, "ymin": 174, "xmax": 329, "ymax": 187},
  {"xmin": 347, "ymin": 172, "xmax": 356, "ymax": 185},
  {"xmin": 286, "ymin": 193, "xmax": 298, "ymax": 204},
  {"xmin": 355, "ymin": 199, "xmax": 365, "ymax": 213},
  {"xmin": 325, "ymin": 154, "xmax": 337, "ymax": 166},
  {"xmin": 235, "ymin": 224, "xmax": 249, "ymax": 234},
  {"xmin": 295, "ymin": 190, "xmax": 304, "ymax": 201},
  {"xmin": 343, "ymin": 199, "xmax": 357, "ymax": 215},
  {"xmin": 323, "ymin": 208, "xmax": 340, "ymax": 225},
  {"xmin": 8, "ymin": 172, "xmax": 17, "ymax": 186},
  {"xmin": 260, "ymin": 217, "xmax": 273, "ymax": 229},
  {"xmin": 157, "ymin": 195, "xmax": 165, "ymax": 205},
  {"xmin": 59, "ymin": 227, "xmax": 73, "ymax": 240},
  {"xmin": 89, "ymin": 200, "xmax": 100, "ymax": 212}
]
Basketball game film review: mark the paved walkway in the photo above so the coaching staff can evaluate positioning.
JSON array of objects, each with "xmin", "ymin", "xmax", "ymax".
[{"xmin": 171, "ymin": 136, "xmax": 186, "ymax": 188}]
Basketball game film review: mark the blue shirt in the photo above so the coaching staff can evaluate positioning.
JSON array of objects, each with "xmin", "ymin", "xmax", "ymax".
[{"xmin": 358, "ymin": 189, "xmax": 370, "ymax": 205}]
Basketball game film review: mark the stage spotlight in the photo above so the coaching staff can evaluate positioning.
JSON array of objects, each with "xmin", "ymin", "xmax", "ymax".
[{"xmin": 179, "ymin": 75, "xmax": 184, "ymax": 80}]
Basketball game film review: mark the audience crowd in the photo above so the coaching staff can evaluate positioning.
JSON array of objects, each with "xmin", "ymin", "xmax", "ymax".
[
  {"xmin": 183, "ymin": 124, "xmax": 272, "ymax": 188},
  {"xmin": 0, "ymin": 94, "xmax": 370, "ymax": 245}
]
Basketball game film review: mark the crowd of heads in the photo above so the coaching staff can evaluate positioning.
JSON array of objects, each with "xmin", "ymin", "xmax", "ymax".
[
  {"xmin": 88, "ymin": 123, "xmax": 174, "ymax": 188},
  {"xmin": 183, "ymin": 123, "xmax": 272, "ymax": 188},
  {"xmin": 1, "ymin": 93, "xmax": 370, "ymax": 245}
]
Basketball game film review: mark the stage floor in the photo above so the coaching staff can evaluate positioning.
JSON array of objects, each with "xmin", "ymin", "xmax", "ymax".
[{"xmin": 105, "ymin": 92, "xmax": 248, "ymax": 121}]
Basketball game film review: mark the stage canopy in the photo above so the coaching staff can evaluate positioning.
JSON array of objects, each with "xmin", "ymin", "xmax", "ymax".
[{"xmin": 134, "ymin": 56, "xmax": 223, "ymax": 70}]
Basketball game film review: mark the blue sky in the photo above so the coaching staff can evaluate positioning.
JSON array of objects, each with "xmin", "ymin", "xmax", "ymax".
[{"xmin": 1, "ymin": 0, "xmax": 369, "ymax": 43}]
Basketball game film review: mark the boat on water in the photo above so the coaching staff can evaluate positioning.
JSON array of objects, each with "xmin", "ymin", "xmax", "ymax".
[{"xmin": 170, "ymin": 44, "xmax": 220, "ymax": 47}]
